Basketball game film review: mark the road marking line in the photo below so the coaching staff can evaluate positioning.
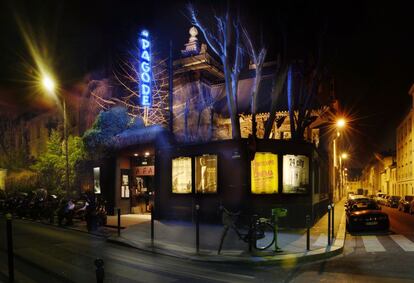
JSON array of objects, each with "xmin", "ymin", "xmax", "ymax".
[
  {"xmin": 314, "ymin": 233, "xmax": 328, "ymax": 247},
  {"xmin": 361, "ymin": 236, "xmax": 386, "ymax": 252},
  {"xmin": 390, "ymin": 234, "xmax": 414, "ymax": 251}
]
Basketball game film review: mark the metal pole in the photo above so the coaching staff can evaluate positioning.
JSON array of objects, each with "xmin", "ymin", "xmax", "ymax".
[
  {"xmin": 195, "ymin": 204, "xmax": 200, "ymax": 253},
  {"xmin": 151, "ymin": 204, "xmax": 154, "ymax": 244},
  {"xmin": 328, "ymin": 205, "xmax": 331, "ymax": 246},
  {"xmin": 168, "ymin": 40, "xmax": 174, "ymax": 133},
  {"xmin": 331, "ymin": 203, "xmax": 335, "ymax": 240},
  {"xmin": 94, "ymin": 258, "xmax": 104, "ymax": 283},
  {"xmin": 6, "ymin": 214, "xmax": 14, "ymax": 283},
  {"xmin": 274, "ymin": 218, "xmax": 280, "ymax": 252},
  {"xmin": 248, "ymin": 219, "xmax": 253, "ymax": 252},
  {"xmin": 306, "ymin": 214, "xmax": 310, "ymax": 251},
  {"xmin": 117, "ymin": 208, "xmax": 121, "ymax": 237},
  {"xmin": 63, "ymin": 99, "xmax": 69, "ymax": 196}
]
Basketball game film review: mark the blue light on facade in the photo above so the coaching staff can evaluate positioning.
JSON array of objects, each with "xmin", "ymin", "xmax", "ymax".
[{"xmin": 139, "ymin": 29, "xmax": 152, "ymax": 106}]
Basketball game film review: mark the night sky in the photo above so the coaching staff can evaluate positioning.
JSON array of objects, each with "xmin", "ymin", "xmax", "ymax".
[{"xmin": 1, "ymin": 0, "xmax": 413, "ymax": 168}]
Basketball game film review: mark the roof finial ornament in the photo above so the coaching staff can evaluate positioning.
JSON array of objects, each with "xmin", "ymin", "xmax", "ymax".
[
  {"xmin": 181, "ymin": 26, "xmax": 201, "ymax": 57},
  {"xmin": 189, "ymin": 26, "xmax": 198, "ymax": 42}
]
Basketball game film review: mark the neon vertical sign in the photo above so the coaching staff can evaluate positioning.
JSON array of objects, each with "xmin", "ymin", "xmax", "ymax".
[{"xmin": 139, "ymin": 30, "xmax": 152, "ymax": 107}]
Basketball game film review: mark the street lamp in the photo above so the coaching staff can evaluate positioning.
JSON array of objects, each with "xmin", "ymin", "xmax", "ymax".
[
  {"xmin": 336, "ymin": 118, "xmax": 346, "ymax": 129},
  {"xmin": 40, "ymin": 73, "xmax": 69, "ymax": 196},
  {"xmin": 332, "ymin": 118, "xmax": 347, "ymax": 201}
]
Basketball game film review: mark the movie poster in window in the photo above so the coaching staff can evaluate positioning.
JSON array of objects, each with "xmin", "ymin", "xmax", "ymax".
[
  {"xmin": 172, "ymin": 157, "xmax": 192, "ymax": 194},
  {"xmin": 195, "ymin": 155, "xmax": 217, "ymax": 194},
  {"xmin": 121, "ymin": 173, "xmax": 130, "ymax": 198},
  {"xmin": 251, "ymin": 152, "xmax": 278, "ymax": 194},
  {"xmin": 93, "ymin": 167, "xmax": 101, "ymax": 194},
  {"xmin": 283, "ymin": 155, "xmax": 309, "ymax": 193}
]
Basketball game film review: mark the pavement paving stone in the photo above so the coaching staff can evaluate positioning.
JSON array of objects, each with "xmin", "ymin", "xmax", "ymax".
[{"xmin": 108, "ymin": 198, "xmax": 347, "ymax": 264}]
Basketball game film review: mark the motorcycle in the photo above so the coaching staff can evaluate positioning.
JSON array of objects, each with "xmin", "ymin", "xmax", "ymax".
[{"xmin": 57, "ymin": 198, "xmax": 75, "ymax": 226}]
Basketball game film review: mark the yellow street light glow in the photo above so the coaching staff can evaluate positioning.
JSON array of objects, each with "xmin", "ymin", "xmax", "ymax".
[
  {"xmin": 42, "ymin": 74, "xmax": 55, "ymax": 93},
  {"xmin": 336, "ymin": 118, "xmax": 346, "ymax": 128},
  {"xmin": 341, "ymin": 153, "xmax": 348, "ymax": 159}
]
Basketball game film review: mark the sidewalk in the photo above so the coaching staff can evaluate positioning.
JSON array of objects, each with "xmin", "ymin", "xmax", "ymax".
[{"xmin": 108, "ymin": 198, "xmax": 347, "ymax": 265}]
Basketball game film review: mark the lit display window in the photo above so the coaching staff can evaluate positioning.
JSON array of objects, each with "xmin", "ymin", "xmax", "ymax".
[
  {"xmin": 283, "ymin": 154, "xmax": 309, "ymax": 194},
  {"xmin": 195, "ymin": 155, "xmax": 218, "ymax": 194},
  {"xmin": 251, "ymin": 152, "xmax": 278, "ymax": 194},
  {"xmin": 172, "ymin": 157, "xmax": 192, "ymax": 194}
]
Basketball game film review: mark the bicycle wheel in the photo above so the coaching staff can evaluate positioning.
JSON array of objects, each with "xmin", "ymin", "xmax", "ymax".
[{"xmin": 254, "ymin": 222, "xmax": 275, "ymax": 250}]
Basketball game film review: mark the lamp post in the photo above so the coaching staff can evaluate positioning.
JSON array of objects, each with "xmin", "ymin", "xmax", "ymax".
[
  {"xmin": 41, "ymin": 74, "xmax": 69, "ymax": 195},
  {"xmin": 332, "ymin": 118, "xmax": 346, "ymax": 201},
  {"xmin": 339, "ymin": 152, "xmax": 348, "ymax": 197}
]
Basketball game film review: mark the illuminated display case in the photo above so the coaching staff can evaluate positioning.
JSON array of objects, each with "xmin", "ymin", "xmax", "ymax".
[
  {"xmin": 283, "ymin": 154, "xmax": 309, "ymax": 193},
  {"xmin": 172, "ymin": 157, "xmax": 192, "ymax": 194},
  {"xmin": 251, "ymin": 152, "xmax": 278, "ymax": 194},
  {"xmin": 195, "ymin": 155, "xmax": 218, "ymax": 194},
  {"xmin": 93, "ymin": 167, "xmax": 101, "ymax": 194},
  {"xmin": 121, "ymin": 169, "xmax": 130, "ymax": 198}
]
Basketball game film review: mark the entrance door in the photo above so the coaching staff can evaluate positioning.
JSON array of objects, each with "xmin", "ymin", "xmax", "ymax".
[{"xmin": 131, "ymin": 176, "xmax": 153, "ymax": 214}]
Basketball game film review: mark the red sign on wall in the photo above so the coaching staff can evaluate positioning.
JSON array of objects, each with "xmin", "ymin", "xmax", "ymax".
[{"xmin": 135, "ymin": 166, "xmax": 155, "ymax": 176}]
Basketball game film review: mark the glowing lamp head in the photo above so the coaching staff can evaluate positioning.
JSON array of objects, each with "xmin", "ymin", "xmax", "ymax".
[
  {"xmin": 42, "ymin": 74, "xmax": 55, "ymax": 93},
  {"xmin": 341, "ymin": 153, "xmax": 348, "ymax": 159},
  {"xmin": 336, "ymin": 118, "xmax": 346, "ymax": 129}
]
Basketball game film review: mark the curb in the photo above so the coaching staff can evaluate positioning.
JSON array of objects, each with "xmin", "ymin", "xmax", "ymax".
[
  {"xmin": 7, "ymin": 216, "xmax": 111, "ymax": 239},
  {"xmin": 107, "ymin": 213, "xmax": 347, "ymax": 266}
]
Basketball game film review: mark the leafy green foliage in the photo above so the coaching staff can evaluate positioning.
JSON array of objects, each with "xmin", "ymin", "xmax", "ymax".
[
  {"xmin": 5, "ymin": 170, "xmax": 38, "ymax": 194},
  {"xmin": 83, "ymin": 106, "xmax": 133, "ymax": 157},
  {"xmin": 32, "ymin": 130, "xmax": 86, "ymax": 195}
]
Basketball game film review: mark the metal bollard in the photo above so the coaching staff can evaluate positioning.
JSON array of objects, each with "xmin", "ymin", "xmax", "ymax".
[
  {"xmin": 306, "ymin": 214, "xmax": 311, "ymax": 251},
  {"xmin": 150, "ymin": 204, "xmax": 154, "ymax": 244},
  {"xmin": 94, "ymin": 258, "xmax": 104, "ymax": 283},
  {"xmin": 195, "ymin": 204, "xmax": 200, "ymax": 253},
  {"xmin": 331, "ymin": 203, "xmax": 335, "ymax": 240},
  {"xmin": 6, "ymin": 213, "xmax": 14, "ymax": 283},
  {"xmin": 117, "ymin": 208, "xmax": 121, "ymax": 237},
  {"xmin": 248, "ymin": 219, "xmax": 254, "ymax": 252},
  {"xmin": 327, "ymin": 205, "xmax": 331, "ymax": 246}
]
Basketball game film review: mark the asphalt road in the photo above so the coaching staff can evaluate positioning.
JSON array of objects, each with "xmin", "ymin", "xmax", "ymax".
[{"xmin": 1, "ymin": 210, "xmax": 414, "ymax": 283}]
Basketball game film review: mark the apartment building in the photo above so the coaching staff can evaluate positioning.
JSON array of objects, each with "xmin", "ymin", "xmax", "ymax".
[{"xmin": 396, "ymin": 84, "xmax": 414, "ymax": 196}]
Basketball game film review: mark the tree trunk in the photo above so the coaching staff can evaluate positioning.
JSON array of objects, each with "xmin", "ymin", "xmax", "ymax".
[
  {"xmin": 264, "ymin": 66, "xmax": 288, "ymax": 139},
  {"xmin": 223, "ymin": 61, "xmax": 241, "ymax": 139}
]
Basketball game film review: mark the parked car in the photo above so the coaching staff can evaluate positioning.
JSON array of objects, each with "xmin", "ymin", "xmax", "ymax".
[
  {"xmin": 345, "ymin": 195, "xmax": 367, "ymax": 209},
  {"xmin": 408, "ymin": 199, "xmax": 414, "ymax": 215},
  {"xmin": 386, "ymin": 196, "xmax": 401, "ymax": 208},
  {"xmin": 398, "ymin": 195, "xmax": 414, "ymax": 212},
  {"xmin": 377, "ymin": 194, "xmax": 390, "ymax": 206},
  {"xmin": 346, "ymin": 198, "xmax": 389, "ymax": 232},
  {"xmin": 373, "ymin": 193, "xmax": 386, "ymax": 204}
]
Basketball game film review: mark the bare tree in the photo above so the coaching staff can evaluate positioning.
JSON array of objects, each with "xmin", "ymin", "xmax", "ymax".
[
  {"xmin": 241, "ymin": 25, "xmax": 267, "ymax": 139},
  {"xmin": 90, "ymin": 45, "xmax": 169, "ymax": 128},
  {"xmin": 264, "ymin": 15, "xmax": 326, "ymax": 141},
  {"xmin": 188, "ymin": 3, "xmax": 243, "ymax": 139},
  {"xmin": 287, "ymin": 22, "xmax": 326, "ymax": 141},
  {"xmin": 263, "ymin": 65, "xmax": 288, "ymax": 139}
]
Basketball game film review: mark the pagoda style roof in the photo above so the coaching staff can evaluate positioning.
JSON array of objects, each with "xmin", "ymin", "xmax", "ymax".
[{"xmin": 114, "ymin": 125, "xmax": 173, "ymax": 149}]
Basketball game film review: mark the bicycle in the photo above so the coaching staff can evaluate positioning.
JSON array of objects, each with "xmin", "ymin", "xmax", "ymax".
[{"xmin": 217, "ymin": 207, "xmax": 275, "ymax": 254}]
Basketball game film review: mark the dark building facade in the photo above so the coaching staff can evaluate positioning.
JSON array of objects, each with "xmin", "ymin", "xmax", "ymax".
[{"xmin": 84, "ymin": 26, "xmax": 334, "ymax": 228}]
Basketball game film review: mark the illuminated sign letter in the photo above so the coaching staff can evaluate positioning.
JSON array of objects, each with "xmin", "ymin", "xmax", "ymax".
[
  {"xmin": 139, "ymin": 29, "xmax": 152, "ymax": 106},
  {"xmin": 141, "ymin": 62, "xmax": 150, "ymax": 72}
]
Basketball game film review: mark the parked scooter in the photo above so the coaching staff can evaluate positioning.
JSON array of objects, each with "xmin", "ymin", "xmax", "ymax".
[{"xmin": 57, "ymin": 198, "xmax": 75, "ymax": 226}]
